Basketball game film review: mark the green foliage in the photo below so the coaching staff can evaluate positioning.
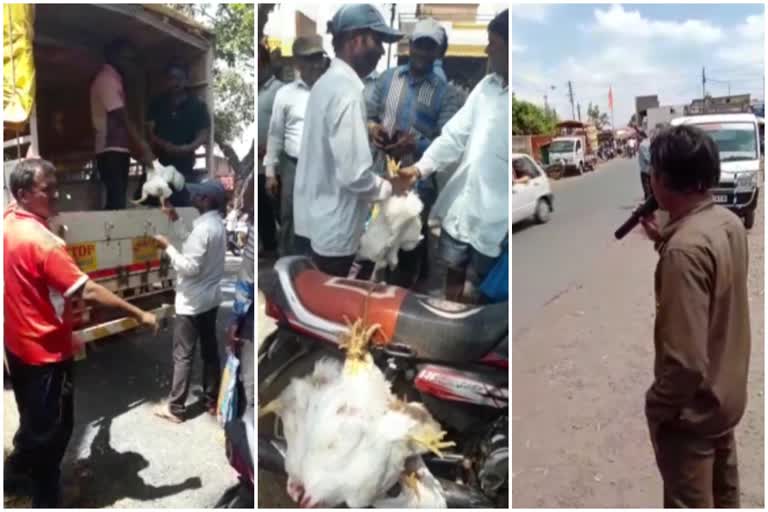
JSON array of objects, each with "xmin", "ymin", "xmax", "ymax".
[{"xmin": 512, "ymin": 96, "xmax": 558, "ymax": 135}]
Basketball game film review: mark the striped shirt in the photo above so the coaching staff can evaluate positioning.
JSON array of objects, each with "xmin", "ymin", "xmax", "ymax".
[{"xmin": 367, "ymin": 64, "xmax": 462, "ymax": 177}]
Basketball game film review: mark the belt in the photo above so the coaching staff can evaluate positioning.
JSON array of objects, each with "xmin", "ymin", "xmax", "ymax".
[{"xmin": 285, "ymin": 154, "xmax": 298, "ymax": 164}]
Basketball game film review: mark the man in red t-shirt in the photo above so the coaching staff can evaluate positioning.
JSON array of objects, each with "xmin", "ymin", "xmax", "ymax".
[{"xmin": 3, "ymin": 159, "xmax": 158, "ymax": 507}]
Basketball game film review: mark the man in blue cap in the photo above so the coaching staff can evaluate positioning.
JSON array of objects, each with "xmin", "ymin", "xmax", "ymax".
[
  {"xmin": 366, "ymin": 18, "xmax": 462, "ymax": 289},
  {"xmin": 292, "ymin": 4, "xmax": 414, "ymax": 277},
  {"xmin": 153, "ymin": 179, "xmax": 227, "ymax": 422}
]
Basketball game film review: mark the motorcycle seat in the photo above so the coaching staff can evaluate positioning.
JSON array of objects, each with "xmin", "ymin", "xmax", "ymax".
[
  {"xmin": 284, "ymin": 258, "xmax": 507, "ymax": 364},
  {"xmin": 393, "ymin": 294, "xmax": 507, "ymax": 363}
]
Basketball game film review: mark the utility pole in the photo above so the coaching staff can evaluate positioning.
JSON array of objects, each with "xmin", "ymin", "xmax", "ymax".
[
  {"xmin": 567, "ymin": 81, "xmax": 576, "ymax": 120},
  {"xmin": 544, "ymin": 94, "xmax": 549, "ymax": 113},
  {"xmin": 702, "ymin": 66, "xmax": 706, "ymax": 98},
  {"xmin": 577, "ymin": 103, "xmax": 581, "ymax": 121}
]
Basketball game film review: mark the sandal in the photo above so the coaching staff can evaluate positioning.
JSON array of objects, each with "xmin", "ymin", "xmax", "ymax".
[{"xmin": 153, "ymin": 404, "xmax": 183, "ymax": 424}]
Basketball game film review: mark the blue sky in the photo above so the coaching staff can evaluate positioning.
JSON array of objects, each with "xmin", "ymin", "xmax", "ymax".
[{"xmin": 512, "ymin": 3, "xmax": 764, "ymax": 127}]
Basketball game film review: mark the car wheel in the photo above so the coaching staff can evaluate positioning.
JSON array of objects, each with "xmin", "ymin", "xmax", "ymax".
[
  {"xmin": 578, "ymin": 162, "xmax": 585, "ymax": 175},
  {"xmin": 743, "ymin": 209, "xmax": 755, "ymax": 229},
  {"xmin": 534, "ymin": 198, "xmax": 551, "ymax": 224}
]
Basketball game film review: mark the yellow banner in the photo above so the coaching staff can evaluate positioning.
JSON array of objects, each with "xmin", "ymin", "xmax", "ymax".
[{"xmin": 3, "ymin": 4, "xmax": 35, "ymax": 124}]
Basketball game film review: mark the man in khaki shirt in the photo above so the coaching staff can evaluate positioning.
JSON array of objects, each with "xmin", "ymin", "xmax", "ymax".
[{"xmin": 640, "ymin": 125, "xmax": 750, "ymax": 507}]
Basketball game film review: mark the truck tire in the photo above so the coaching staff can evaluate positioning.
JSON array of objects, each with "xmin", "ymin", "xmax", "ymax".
[
  {"xmin": 577, "ymin": 162, "xmax": 585, "ymax": 175},
  {"xmin": 743, "ymin": 209, "xmax": 755, "ymax": 229}
]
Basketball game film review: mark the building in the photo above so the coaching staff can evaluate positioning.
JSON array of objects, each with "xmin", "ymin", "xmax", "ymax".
[
  {"xmin": 634, "ymin": 95, "xmax": 660, "ymax": 127},
  {"xmin": 645, "ymin": 104, "xmax": 686, "ymax": 130},
  {"xmin": 685, "ymin": 94, "xmax": 752, "ymax": 115}
]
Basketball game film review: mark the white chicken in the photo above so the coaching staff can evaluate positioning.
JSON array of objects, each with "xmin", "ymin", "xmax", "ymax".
[
  {"xmin": 359, "ymin": 157, "xmax": 423, "ymax": 274},
  {"xmin": 132, "ymin": 160, "xmax": 186, "ymax": 205},
  {"xmin": 259, "ymin": 311, "xmax": 454, "ymax": 508}
]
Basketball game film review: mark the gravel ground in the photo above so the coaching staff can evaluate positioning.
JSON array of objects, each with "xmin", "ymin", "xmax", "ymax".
[
  {"xmin": 4, "ymin": 254, "xmax": 250, "ymax": 509},
  {"xmin": 512, "ymin": 195, "xmax": 764, "ymax": 507}
]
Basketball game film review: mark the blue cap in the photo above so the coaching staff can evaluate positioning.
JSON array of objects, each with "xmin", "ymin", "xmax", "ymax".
[
  {"xmin": 187, "ymin": 179, "xmax": 227, "ymax": 204},
  {"xmin": 327, "ymin": 4, "xmax": 404, "ymax": 43}
]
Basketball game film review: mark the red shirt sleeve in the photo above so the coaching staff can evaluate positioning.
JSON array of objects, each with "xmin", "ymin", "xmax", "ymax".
[{"xmin": 43, "ymin": 245, "xmax": 89, "ymax": 298}]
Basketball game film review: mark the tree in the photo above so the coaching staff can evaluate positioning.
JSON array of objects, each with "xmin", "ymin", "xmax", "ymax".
[
  {"xmin": 587, "ymin": 102, "xmax": 610, "ymax": 129},
  {"xmin": 167, "ymin": 4, "xmax": 254, "ymax": 180},
  {"xmin": 512, "ymin": 97, "xmax": 557, "ymax": 135}
]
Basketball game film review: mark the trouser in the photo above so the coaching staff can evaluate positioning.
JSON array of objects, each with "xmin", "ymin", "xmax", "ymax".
[
  {"xmin": 294, "ymin": 235, "xmax": 313, "ymax": 257},
  {"xmin": 641, "ymin": 173, "xmax": 652, "ymax": 200},
  {"xmin": 97, "ymin": 151, "xmax": 130, "ymax": 210},
  {"xmin": 5, "ymin": 351, "xmax": 74, "ymax": 508},
  {"xmin": 311, "ymin": 250, "xmax": 356, "ymax": 278},
  {"xmin": 277, "ymin": 154, "xmax": 298, "ymax": 257},
  {"xmin": 389, "ymin": 181, "xmax": 438, "ymax": 288},
  {"xmin": 652, "ymin": 426, "xmax": 739, "ymax": 508},
  {"xmin": 237, "ymin": 305, "xmax": 255, "ymax": 408},
  {"xmin": 258, "ymin": 174, "xmax": 278, "ymax": 253},
  {"xmin": 169, "ymin": 307, "xmax": 221, "ymax": 416}
]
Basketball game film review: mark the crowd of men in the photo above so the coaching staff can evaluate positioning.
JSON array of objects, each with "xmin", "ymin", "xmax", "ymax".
[{"xmin": 258, "ymin": 5, "xmax": 509, "ymax": 304}]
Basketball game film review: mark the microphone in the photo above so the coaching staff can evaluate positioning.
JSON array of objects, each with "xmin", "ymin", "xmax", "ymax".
[{"xmin": 614, "ymin": 196, "xmax": 658, "ymax": 240}]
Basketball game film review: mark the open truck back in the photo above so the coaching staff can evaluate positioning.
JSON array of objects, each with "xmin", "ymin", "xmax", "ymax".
[{"xmin": 3, "ymin": 4, "xmax": 215, "ymax": 358}]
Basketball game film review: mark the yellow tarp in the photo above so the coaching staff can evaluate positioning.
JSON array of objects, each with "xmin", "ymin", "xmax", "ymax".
[{"xmin": 3, "ymin": 4, "xmax": 35, "ymax": 124}]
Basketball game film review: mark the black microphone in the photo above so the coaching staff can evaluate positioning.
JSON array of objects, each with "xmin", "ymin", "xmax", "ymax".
[{"xmin": 614, "ymin": 196, "xmax": 658, "ymax": 240}]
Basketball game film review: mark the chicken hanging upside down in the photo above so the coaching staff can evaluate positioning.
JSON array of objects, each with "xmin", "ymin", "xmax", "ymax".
[{"xmin": 259, "ymin": 311, "xmax": 454, "ymax": 508}]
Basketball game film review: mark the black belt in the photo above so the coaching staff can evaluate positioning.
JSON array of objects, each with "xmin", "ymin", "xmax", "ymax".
[{"xmin": 285, "ymin": 155, "xmax": 298, "ymax": 164}]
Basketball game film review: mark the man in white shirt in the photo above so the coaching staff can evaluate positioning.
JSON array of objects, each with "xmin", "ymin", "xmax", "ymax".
[
  {"xmin": 293, "ymin": 4, "xmax": 411, "ymax": 276},
  {"xmin": 265, "ymin": 36, "xmax": 327, "ymax": 256},
  {"xmin": 400, "ymin": 9, "xmax": 509, "ymax": 303},
  {"xmin": 152, "ymin": 180, "xmax": 227, "ymax": 423},
  {"xmin": 258, "ymin": 44, "xmax": 285, "ymax": 258}
]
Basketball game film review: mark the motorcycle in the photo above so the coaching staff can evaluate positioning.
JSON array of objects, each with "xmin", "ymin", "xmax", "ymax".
[{"xmin": 258, "ymin": 256, "xmax": 509, "ymax": 508}]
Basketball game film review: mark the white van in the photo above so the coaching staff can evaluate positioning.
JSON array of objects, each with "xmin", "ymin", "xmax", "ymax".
[
  {"xmin": 547, "ymin": 136, "xmax": 590, "ymax": 175},
  {"xmin": 512, "ymin": 153, "xmax": 554, "ymax": 225},
  {"xmin": 670, "ymin": 113, "xmax": 761, "ymax": 229}
]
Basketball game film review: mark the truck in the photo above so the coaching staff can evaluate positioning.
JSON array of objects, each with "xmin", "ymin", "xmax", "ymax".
[
  {"xmin": 3, "ymin": 4, "xmax": 216, "ymax": 358},
  {"xmin": 545, "ymin": 121, "xmax": 599, "ymax": 178},
  {"xmin": 670, "ymin": 112, "xmax": 762, "ymax": 229}
]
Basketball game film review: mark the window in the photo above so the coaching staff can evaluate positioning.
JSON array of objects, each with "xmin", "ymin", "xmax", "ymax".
[{"xmin": 513, "ymin": 156, "xmax": 540, "ymax": 179}]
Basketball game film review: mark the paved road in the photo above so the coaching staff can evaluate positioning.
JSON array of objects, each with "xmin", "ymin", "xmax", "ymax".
[
  {"xmin": 4, "ymin": 254, "xmax": 247, "ymax": 509},
  {"xmin": 512, "ymin": 158, "xmax": 643, "ymax": 337}
]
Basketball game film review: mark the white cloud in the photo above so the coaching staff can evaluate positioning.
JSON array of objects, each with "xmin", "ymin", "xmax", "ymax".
[
  {"xmin": 592, "ymin": 4, "xmax": 723, "ymax": 44},
  {"xmin": 511, "ymin": 4, "xmax": 552, "ymax": 23},
  {"xmin": 737, "ymin": 13, "xmax": 764, "ymax": 41},
  {"xmin": 511, "ymin": 39, "xmax": 526, "ymax": 54}
]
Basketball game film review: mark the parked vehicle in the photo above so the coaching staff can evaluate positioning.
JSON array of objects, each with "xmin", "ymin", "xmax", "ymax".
[
  {"xmin": 545, "ymin": 121, "xmax": 598, "ymax": 177},
  {"xmin": 258, "ymin": 257, "xmax": 509, "ymax": 508},
  {"xmin": 670, "ymin": 112, "xmax": 762, "ymax": 229},
  {"xmin": 512, "ymin": 153, "xmax": 554, "ymax": 226}
]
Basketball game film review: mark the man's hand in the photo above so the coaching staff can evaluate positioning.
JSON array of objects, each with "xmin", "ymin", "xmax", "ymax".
[
  {"xmin": 160, "ymin": 203, "xmax": 179, "ymax": 222},
  {"xmin": 266, "ymin": 176, "xmax": 279, "ymax": 197},
  {"xmin": 258, "ymin": 145, "xmax": 267, "ymax": 160},
  {"xmin": 368, "ymin": 122, "xmax": 387, "ymax": 148},
  {"xmin": 139, "ymin": 141, "xmax": 155, "ymax": 166},
  {"xmin": 139, "ymin": 311, "xmax": 159, "ymax": 335},
  {"xmin": 153, "ymin": 234, "xmax": 170, "ymax": 250},
  {"xmin": 640, "ymin": 213, "xmax": 661, "ymax": 243},
  {"xmin": 389, "ymin": 171, "xmax": 417, "ymax": 196},
  {"xmin": 226, "ymin": 322, "xmax": 243, "ymax": 352},
  {"xmin": 385, "ymin": 132, "xmax": 417, "ymax": 159}
]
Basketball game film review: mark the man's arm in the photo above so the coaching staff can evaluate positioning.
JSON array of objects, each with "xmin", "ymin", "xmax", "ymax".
[
  {"xmin": 110, "ymin": 108, "xmax": 155, "ymax": 164},
  {"xmin": 79, "ymin": 280, "xmax": 156, "ymax": 328},
  {"xmin": 154, "ymin": 225, "xmax": 207, "ymax": 277},
  {"xmin": 646, "ymin": 248, "xmax": 711, "ymax": 429},
  {"xmin": 409, "ymin": 79, "xmax": 479, "ymax": 178},
  {"xmin": 264, "ymin": 89, "xmax": 288, "ymax": 179},
  {"xmin": 329, "ymin": 97, "xmax": 392, "ymax": 200}
]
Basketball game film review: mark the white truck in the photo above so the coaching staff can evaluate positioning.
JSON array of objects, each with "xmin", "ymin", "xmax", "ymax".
[
  {"xmin": 3, "ymin": 4, "xmax": 216, "ymax": 358},
  {"xmin": 670, "ymin": 112, "xmax": 762, "ymax": 229}
]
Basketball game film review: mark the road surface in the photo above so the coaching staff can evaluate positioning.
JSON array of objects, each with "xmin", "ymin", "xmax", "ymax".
[
  {"xmin": 511, "ymin": 160, "xmax": 764, "ymax": 507},
  {"xmin": 512, "ymin": 158, "xmax": 643, "ymax": 337},
  {"xmin": 4, "ymin": 254, "xmax": 248, "ymax": 509}
]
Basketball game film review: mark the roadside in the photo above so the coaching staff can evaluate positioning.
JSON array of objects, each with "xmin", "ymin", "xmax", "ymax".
[
  {"xmin": 511, "ymin": 196, "xmax": 764, "ymax": 507},
  {"xmin": 4, "ymin": 255, "xmax": 245, "ymax": 509}
]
